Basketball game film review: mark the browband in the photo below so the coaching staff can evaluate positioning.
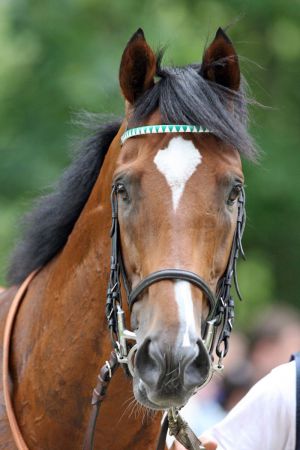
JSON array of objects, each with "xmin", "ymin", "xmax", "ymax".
[{"xmin": 121, "ymin": 124, "xmax": 209, "ymax": 144}]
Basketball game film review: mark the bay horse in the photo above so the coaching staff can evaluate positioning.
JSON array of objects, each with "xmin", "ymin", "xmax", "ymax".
[{"xmin": 0, "ymin": 27, "xmax": 256, "ymax": 449}]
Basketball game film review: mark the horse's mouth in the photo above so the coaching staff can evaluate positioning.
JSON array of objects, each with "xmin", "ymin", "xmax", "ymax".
[{"xmin": 132, "ymin": 378, "xmax": 193, "ymax": 411}]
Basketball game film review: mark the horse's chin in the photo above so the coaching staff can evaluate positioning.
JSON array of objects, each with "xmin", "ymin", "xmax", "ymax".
[{"xmin": 132, "ymin": 377, "xmax": 191, "ymax": 411}]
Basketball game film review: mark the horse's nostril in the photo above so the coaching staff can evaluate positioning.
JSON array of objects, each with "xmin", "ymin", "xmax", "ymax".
[
  {"xmin": 183, "ymin": 339, "xmax": 211, "ymax": 389},
  {"xmin": 194, "ymin": 339, "xmax": 206, "ymax": 368},
  {"xmin": 135, "ymin": 338, "xmax": 160, "ymax": 386}
]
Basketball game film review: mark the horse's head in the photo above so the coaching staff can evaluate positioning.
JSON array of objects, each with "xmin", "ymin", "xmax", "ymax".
[{"xmin": 111, "ymin": 29, "xmax": 254, "ymax": 410}]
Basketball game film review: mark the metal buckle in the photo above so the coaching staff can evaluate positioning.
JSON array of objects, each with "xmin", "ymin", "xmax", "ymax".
[{"xmin": 115, "ymin": 305, "xmax": 137, "ymax": 376}]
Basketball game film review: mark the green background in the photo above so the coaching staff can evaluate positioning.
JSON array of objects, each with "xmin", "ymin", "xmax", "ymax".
[{"xmin": 0, "ymin": 0, "xmax": 299, "ymax": 330}]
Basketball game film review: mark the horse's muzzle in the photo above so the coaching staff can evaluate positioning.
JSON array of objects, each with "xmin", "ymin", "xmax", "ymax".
[{"xmin": 133, "ymin": 336, "xmax": 211, "ymax": 409}]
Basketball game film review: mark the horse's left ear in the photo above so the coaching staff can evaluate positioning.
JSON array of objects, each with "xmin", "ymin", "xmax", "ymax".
[
  {"xmin": 201, "ymin": 28, "xmax": 240, "ymax": 91},
  {"xmin": 119, "ymin": 28, "xmax": 156, "ymax": 105}
]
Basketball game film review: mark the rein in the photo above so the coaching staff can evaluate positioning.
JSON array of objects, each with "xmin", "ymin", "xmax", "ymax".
[
  {"xmin": 3, "ymin": 124, "xmax": 246, "ymax": 450},
  {"xmin": 2, "ymin": 270, "xmax": 39, "ymax": 450}
]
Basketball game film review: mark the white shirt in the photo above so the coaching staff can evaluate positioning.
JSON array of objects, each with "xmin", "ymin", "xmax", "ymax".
[{"xmin": 204, "ymin": 361, "xmax": 296, "ymax": 450}]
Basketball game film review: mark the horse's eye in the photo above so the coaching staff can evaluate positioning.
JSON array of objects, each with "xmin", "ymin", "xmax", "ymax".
[
  {"xmin": 227, "ymin": 184, "xmax": 242, "ymax": 206},
  {"xmin": 116, "ymin": 183, "xmax": 129, "ymax": 201}
]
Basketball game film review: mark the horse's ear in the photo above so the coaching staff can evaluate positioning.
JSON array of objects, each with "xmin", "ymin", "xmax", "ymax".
[
  {"xmin": 201, "ymin": 28, "xmax": 240, "ymax": 91},
  {"xmin": 119, "ymin": 28, "xmax": 156, "ymax": 105}
]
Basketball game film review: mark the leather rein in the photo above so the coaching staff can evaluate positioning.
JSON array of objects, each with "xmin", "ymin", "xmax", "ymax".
[
  {"xmin": 2, "ymin": 270, "xmax": 38, "ymax": 450},
  {"xmin": 3, "ymin": 125, "xmax": 246, "ymax": 450}
]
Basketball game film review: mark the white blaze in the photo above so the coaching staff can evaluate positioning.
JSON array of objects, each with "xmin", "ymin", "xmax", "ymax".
[
  {"xmin": 153, "ymin": 136, "xmax": 202, "ymax": 211},
  {"xmin": 174, "ymin": 281, "xmax": 196, "ymax": 347},
  {"xmin": 154, "ymin": 137, "xmax": 200, "ymax": 344}
]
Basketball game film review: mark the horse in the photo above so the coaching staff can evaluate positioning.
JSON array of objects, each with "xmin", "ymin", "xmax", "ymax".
[{"xmin": 0, "ymin": 27, "xmax": 257, "ymax": 449}]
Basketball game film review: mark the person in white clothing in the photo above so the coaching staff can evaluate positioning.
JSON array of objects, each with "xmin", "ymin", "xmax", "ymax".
[{"xmin": 173, "ymin": 360, "xmax": 296, "ymax": 450}]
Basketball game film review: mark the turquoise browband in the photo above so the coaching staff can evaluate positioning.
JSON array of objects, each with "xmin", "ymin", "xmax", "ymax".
[{"xmin": 121, "ymin": 124, "xmax": 209, "ymax": 144}]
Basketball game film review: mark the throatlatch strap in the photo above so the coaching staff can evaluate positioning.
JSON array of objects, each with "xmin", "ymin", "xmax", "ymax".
[{"xmin": 291, "ymin": 352, "xmax": 300, "ymax": 450}]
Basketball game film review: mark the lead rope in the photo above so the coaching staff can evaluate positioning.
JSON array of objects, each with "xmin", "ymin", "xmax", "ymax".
[{"xmin": 156, "ymin": 410, "xmax": 205, "ymax": 450}]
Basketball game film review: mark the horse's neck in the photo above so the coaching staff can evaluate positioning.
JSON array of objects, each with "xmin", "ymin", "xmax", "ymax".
[{"xmin": 10, "ymin": 129, "xmax": 161, "ymax": 449}]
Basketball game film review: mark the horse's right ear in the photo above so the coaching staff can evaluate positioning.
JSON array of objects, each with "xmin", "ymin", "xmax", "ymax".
[{"xmin": 119, "ymin": 28, "xmax": 156, "ymax": 105}]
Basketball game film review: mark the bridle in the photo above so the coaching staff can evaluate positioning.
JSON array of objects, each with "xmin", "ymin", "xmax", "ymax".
[
  {"xmin": 106, "ymin": 124, "xmax": 246, "ymax": 379},
  {"xmin": 98, "ymin": 124, "xmax": 246, "ymax": 449},
  {"xmin": 84, "ymin": 124, "xmax": 246, "ymax": 450},
  {"xmin": 3, "ymin": 124, "xmax": 246, "ymax": 450}
]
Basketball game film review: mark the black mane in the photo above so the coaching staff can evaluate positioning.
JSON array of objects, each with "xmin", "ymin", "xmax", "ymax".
[
  {"xmin": 8, "ymin": 55, "xmax": 257, "ymax": 285},
  {"xmin": 8, "ymin": 120, "xmax": 121, "ymax": 284}
]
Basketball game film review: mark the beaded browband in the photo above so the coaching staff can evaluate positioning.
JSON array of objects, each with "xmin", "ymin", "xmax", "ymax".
[{"xmin": 121, "ymin": 124, "xmax": 209, "ymax": 144}]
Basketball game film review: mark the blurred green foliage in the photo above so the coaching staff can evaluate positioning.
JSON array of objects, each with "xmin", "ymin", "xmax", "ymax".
[{"xmin": 0, "ymin": 0, "xmax": 299, "ymax": 326}]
